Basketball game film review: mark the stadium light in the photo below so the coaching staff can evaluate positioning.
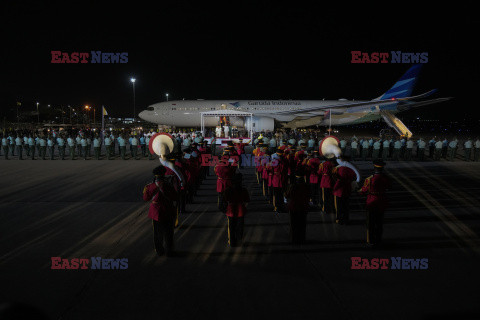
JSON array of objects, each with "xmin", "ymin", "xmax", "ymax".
[
  {"xmin": 36, "ymin": 102, "xmax": 39, "ymax": 123},
  {"xmin": 131, "ymin": 78, "xmax": 136, "ymax": 119}
]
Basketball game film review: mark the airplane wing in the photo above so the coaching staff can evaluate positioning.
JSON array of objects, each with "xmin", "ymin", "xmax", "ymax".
[
  {"xmin": 396, "ymin": 97, "xmax": 453, "ymax": 111},
  {"xmin": 272, "ymin": 90, "xmax": 445, "ymax": 116}
]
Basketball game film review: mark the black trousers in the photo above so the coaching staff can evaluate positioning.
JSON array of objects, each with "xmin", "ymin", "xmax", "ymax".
[
  {"xmin": 3, "ymin": 146, "xmax": 9, "ymax": 159},
  {"xmin": 320, "ymin": 188, "xmax": 334, "ymax": 213},
  {"xmin": 366, "ymin": 208, "xmax": 385, "ymax": 245},
  {"xmin": 59, "ymin": 146, "xmax": 65, "ymax": 159},
  {"xmin": 152, "ymin": 219, "xmax": 174, "ymax": 256},
  {"xmin": 227, "ymin": 216, "xmax": 244, "ymax": 247},
  {"xmin": 218, "ymin": 192, "xmax": 227, "ymax": 212},
  {"xmin": 418, "ymin": 148, "xmax": 425, "ymax": 161},
  {"xmin": 310, "ymin": 183, "xmax": 319, "ymax": 206},
  {"xmin": 335, "ymin": 195, "xmax": 350, "ymax": 224},
  {"xmin": 106, "ymin": 145, "xmax": 112, "ymax": 159},
  {"xmin": 16, "ymin": 146, "xmax": 23, "ymax": 159},
  {"xmin": 289, "ymin": 210, "xmax": 307, "ymax": 244},
  {"xmin": 273, "ymin": 186, "xmax": 284, "ymax": 212}
]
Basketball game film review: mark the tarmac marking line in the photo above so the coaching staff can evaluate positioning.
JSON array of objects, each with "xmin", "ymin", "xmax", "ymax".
[{"xmin": 392, "ymin": 170, "xmax": 480, "ymax": 254}]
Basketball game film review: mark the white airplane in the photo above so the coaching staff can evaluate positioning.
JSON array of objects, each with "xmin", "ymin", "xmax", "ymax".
[{"xmin": 138, "ymin": 65, "xmax": 451, "ymax": 137}]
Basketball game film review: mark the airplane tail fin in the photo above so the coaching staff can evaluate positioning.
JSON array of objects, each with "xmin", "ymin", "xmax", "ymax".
[{"xmin": 374, "ymin": 64, "xmax": 423, "ymax": 100}]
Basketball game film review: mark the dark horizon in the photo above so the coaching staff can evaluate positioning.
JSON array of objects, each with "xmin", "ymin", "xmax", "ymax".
[{"xmin": 1, "ymin": 3, "xmax": 478, "ymax": 121}]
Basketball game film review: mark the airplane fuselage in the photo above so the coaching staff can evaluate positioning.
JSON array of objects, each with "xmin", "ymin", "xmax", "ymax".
[{"xmin": 138, "ymin": 99, "xmax": 396, "ymax": 129}]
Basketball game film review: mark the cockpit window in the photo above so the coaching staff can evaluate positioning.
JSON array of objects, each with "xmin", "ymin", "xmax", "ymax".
[{"xmin": 147, "ymin": 106, "xmax": 154, "ymax": 111}]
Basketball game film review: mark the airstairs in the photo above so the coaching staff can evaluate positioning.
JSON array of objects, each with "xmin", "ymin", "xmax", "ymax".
[{"xmin": 380, "ymin": 110, "xmax": 413, "ymax": 138}]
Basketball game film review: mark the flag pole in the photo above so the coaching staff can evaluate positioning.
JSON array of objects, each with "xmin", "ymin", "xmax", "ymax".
[{"xmin": 101, "ymin": 105, "xmax": 105, "ymax": 132}]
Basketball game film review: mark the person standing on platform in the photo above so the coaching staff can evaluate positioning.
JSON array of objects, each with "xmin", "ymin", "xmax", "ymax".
[
  {"xmin": 404, "ymin": 138, "xmax": 413, "ymax": 161},
  {"xmin": 140, "ymin": 135, "xmax": 146, "ymax": 157},
  {"xmin": 434, "ymin": 139, "xmax": 443, "ymax": 161},
  {"xmin": 332, "ymin": 156, "xmax": 357, "ymax": 225},
  {"xmin": 464, "ymin": 138, "xmax": 472, "ymax": 161},
  {"xmin": 448, "ymin": 138, "xmax": 458, "ymax": 161},
  {"xmin": 382, "ymin": 138, "xmax": 389, "ymax": 161},
  {"xmin": 128, "ymin": 135, "xmax": 133, "ymax": 157},
  {"xmin": 2, "ymin": 135, "xmax": 9, "ymax": 159},
  {"xmin": 93, "ymin": 135, "xmax": 101, "ymax": 160},
  {"xmin": 131, "ymin": 135, "xmax": 139, "ymax": 160},
  {"xmin": 39, "ymin": 136, "xmax": 47, "ymax": 160},
  {"xmin": 15, "ymin": 135, "xmax": 23, "ymax": 160},
  {"xmin": 56, "ymin": 135, "xmax": 65, "ymax": 160},
  {"xmin": 86, "ymin": 135, "xmax": 92, "ymax": 158},
  {"xmin": 428, "ymin": 137, "xmax": 436, "ymax": 159},
  {"xmin": 47, "ymin": 135, "xmax": 54, "ymax": 160},
  {"xmin": 8, "ymin": 134, "xmax": 15, "ymax": 157},
  {"xmin": 285, "ymin": 170, "xmax": 310, "ymax": 245},
  {"xmin": 143, "ymin": 166, "xmax": 178, "ymax": 257},
  {"xmin": 392, "ymin": 139, "xmax": 401, "ymax": 161},
  {"xmin": 372, "ymin": 139, "xmax": 381, "ymax": 160},
  {"xmin": 350, "ymin": 139, "xmax": 358, "ymax": 161},
  {"xmin": 223, "ymin": 173, "xmax": 250, "ymax": 247},
  {"xmin": 340, "ymin": 138, "xmax": 347, "ymax": 155},
  {"xmin": 417, "ymin": 138, "xmax": 426, "ymax": 161},
  {"xmin": 118, "ymin": 134, "xmax": 127, "ymax": 160},
  {"xmin": 358, "ymin": 159, "xmax": 391, "ymax": 247},
  {"xmin": 28, "ymin": 135, "xmax": 36, "ymax": 160},
  {"xmin": 362, "ymin": 139, "xmax": 369, "ymax": 161},
  {"xmin": 80, "ymin": 136, "xmax": 87, "ymax": 160},
  {"xmin": 475, "ymin": 137, "xmax": 480, "ymax": 162},
  {"xmin": 442, "ymin": 137, "xmax": 448, "ymax": 159},
  {"xmin": 388, "ymin": 137, "xmax": 394, "ymax": 158},
  {"xmin": 111, "ymin": 132, "xmax": 119, "ymax": 157},
  {"xmin": 368, "ymin": 137, "xmax": 374, "ymax": 158},
  {"xmin": 399, "ymin": 137, "xmax": 406, "ymax": 159},
  {"xmin": 67, "ymin": 135, "xmax": 75, "ymax": 160},
  {"xmin": 318, "ymin": 157, "xmax": 335, "ymax": 214},
  {"xmin": 76, "ymin": 135, "xmax": 82, "ymax": 158},
  {"xmin": 104, "ymin": 135, "xmax": 112, "ymax": 160},
  {"xmin": 23, "ymin": 134, "xmax": 29, "ymax": 157},
  {"xmin": 308, "ymin": 136, "xmax": 316, "ymax": 152}
]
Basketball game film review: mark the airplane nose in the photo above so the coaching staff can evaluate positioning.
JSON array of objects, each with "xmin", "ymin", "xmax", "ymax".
[{"xmin": 138, "ymin": 110, "xmax": 147, "ymax": 120}]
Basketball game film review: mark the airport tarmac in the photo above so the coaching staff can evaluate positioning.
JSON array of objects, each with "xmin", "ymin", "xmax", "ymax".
[{"xmin": 1, "ymin": 159, "xmax": 480, "ymax": 320}]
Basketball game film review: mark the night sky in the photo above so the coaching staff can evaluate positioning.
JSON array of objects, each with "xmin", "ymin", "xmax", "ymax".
[{"xmin": 1, "ymin": 2, "xmax": 478, "ymax": 120}]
